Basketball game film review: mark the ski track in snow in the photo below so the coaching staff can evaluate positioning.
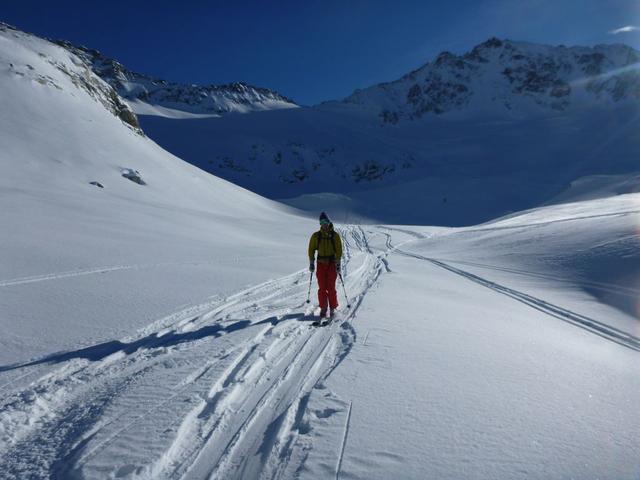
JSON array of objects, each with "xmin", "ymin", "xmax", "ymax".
[
  {"xmin": 0, "ymin": 256, "xmax": 287, "ymax": 288},
  {"xmin": 396, "ymin": 248, "xmax": 640, "ymax": 352},
  {"xmin": 432, "ymin": 257, "xmax": 640, "ymax": 298},
  {"xmin": 2, "ymin": 224, "xmax": 633, "ymax": 479},
  {"xmin": 335, "ymin": 400, "xmax": 353, "ymax": 480},
  {"xmin": 0, "ymin": 264, "xmax": 142, "ymax": 287},
  {"xmin": 0, "ymin": 225, "xmax": 398, "ymax": 480}
]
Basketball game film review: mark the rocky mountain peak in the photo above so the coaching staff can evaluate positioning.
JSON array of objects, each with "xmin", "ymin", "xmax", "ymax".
[{"xmin": 343, "ymin": 38, "xmax": 640, "ymax": 123}]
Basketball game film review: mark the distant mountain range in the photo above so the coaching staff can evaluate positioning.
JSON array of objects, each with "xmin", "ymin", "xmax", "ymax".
[
  {"xmin": 341, "ymin": 37, "xmax": 640, "ymax": 121},
  {"xmin": 56, "ymin": 41, "xmax": 298, "ymax": 117},
  {"xmin": 57, "ymin": 35, "xmax": 640, "ymax": 123},
  {"xmin": 4, "ymin": 21, "xmax": 639, "ymax": 224},
  {"xmin": 90, "ymin": 35, "xmax": 636, "ymax": 224}
]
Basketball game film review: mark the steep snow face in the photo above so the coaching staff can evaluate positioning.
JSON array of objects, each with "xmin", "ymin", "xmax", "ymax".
[
  {"xmin": 340, "ymin": 37, "xmax": 640, "ymax": 122},
  {"xmin": 0, "ymin": 22, "xmax": 310, "ymax": 363},
  {"xmin": 58, "ymin": 41, "xmax": 299, "ymax": 116}
]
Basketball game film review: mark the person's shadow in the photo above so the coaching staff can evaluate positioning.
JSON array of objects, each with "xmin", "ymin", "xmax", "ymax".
[{"xmin": 0, "ymin": 312, "xmax": 315, "ymax": 373}]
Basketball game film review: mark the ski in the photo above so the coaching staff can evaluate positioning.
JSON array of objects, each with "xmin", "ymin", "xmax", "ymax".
[
  {"xmin": 313, "ymin": 312, "xmax": 337, "ymax": 327},
  {"xmin": 313, "ymin": 319, "xmax": 332, "ymax": 327},
  {"xmin": 309, "ymin": 305, "xmax": 339, "ymax": 327},
  {"xmin": 312, "ymin": 314, "xmax": 330, "ymax": 326}
]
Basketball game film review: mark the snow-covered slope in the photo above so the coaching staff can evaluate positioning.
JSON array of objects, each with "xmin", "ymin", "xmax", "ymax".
[
  {"xmin": 304, "ymin": 194, "xmax": 640, "ymax": 479},
  {"xmin": 0, "ymin": 22, "xmax": 310, "ymax": 363},
  {"xmin": 138, "ymin": 100, "xmax": 640, "ymax": 225},
  {"xmin": 126, "ymin": 38, "xmax": 640, "ymax": 225},
  {"xmin": 546, "ymin": 172, "xmax": 640, "ymax": 204},
  {"xmin": 58, "ymin": 41, "xmax": 298, "ymax": 117},
  {"xmin": 1, "ymin": 24, "xmax": 639, "ymax": 480}
]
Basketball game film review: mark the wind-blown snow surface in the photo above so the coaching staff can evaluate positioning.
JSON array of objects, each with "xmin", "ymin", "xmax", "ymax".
[{"xmin": 1, "ymin": 25, "xmax": 639, "ymax": 480}]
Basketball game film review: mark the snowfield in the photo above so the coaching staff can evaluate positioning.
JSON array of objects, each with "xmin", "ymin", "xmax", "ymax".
[{"xmin": 1, "ymin": 23, "xmax": 639, "ymax": 480}]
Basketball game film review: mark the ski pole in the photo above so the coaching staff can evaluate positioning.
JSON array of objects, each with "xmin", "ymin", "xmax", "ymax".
[
  {"xmin": 338, "ymin": 271, "xmax": 351, "ymax": 308},
  {"xmin": 306, "ymin": 271, "xmax": 313, "ymax": 304}
]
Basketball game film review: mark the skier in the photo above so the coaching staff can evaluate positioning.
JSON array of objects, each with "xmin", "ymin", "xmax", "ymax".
[{"xmin": 308, "ymin": 212, "xmax": 343, "ymax": 318}]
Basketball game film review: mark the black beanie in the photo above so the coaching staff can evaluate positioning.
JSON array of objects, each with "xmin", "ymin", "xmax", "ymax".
[{"xmin": 319, "ymin": 212, "xmax": 330, "ymax": 224}]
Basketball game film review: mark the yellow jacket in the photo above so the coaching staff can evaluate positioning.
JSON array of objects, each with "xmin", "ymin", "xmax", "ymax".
[{"xmin": 308, "ymin": 227, "xmax": 343, "ymax": 264}]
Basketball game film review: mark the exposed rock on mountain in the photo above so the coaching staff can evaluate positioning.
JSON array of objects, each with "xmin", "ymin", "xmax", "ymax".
[
  {"xmin": 342, "ymin": 37, "xmax": 640, "ymax": 122},
  {"xmin": 0, "ymin": 23, "xmax": 141, "ymax": 131},
  {"xmin": 57, "ymin": 41, "xmax": 298, "ymax": 115}
]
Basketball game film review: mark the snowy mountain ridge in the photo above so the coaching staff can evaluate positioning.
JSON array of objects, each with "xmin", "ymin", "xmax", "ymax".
[
  {"xmin": 339, "ymin": 37, "xmax": 640, "ymax": 122},
  {"xmin": 127, "ymin": 36, "xmax": 640, "ymax": 225},
  {"xmin": 57, "ymin": 40, "xmax": 299, "ymax": 116},
  {"xmin": 0, "ymin": 22, "xmax": 141, "ymax": 132}
]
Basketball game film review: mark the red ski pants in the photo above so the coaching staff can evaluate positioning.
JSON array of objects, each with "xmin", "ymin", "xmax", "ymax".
[{"xmin": 316, "ymin": 262, "xmax": 338, "ymax": 310}]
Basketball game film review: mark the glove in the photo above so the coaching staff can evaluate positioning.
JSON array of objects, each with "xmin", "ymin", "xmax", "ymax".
[
  {"xmin": 309, "ymin": 262, "xmax": 315, "ymax": 272},
  {"xmin": 336, "ymin": 263, "xmax": 341, "ymax": 273}
]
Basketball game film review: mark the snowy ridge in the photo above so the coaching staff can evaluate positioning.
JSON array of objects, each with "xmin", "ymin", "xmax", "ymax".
[
  {"xmin": 0, "ymin": 23, "xmax": 141, "ymax": 131},
  {"xmin": 57, "ymin": 41, "xmax": 299, "ymax": 116},
  {"xmin": 340, "ymin": 37, "xmax": 640, "ymax": 122}
]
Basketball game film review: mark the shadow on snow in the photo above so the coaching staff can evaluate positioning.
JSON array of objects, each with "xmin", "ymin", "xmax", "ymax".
[{"xmin": 0, "ymin": 312, "xmax": 314, "ymax": 373}]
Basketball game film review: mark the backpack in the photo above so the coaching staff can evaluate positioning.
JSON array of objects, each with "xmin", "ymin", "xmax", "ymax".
[{"xmin": 316, "ymin": 230, "xmax": 338, "ymax": 261}]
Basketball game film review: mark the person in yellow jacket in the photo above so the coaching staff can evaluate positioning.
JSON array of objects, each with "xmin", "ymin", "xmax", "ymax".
[{"xmin": 308, "ymin": 212, "xmax": 343, "ymax": 318}]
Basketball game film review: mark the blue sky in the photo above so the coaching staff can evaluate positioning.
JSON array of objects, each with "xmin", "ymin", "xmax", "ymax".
[{"xmin": 3, "ymin": 0, "xmax": 640, "ymax": 104}]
